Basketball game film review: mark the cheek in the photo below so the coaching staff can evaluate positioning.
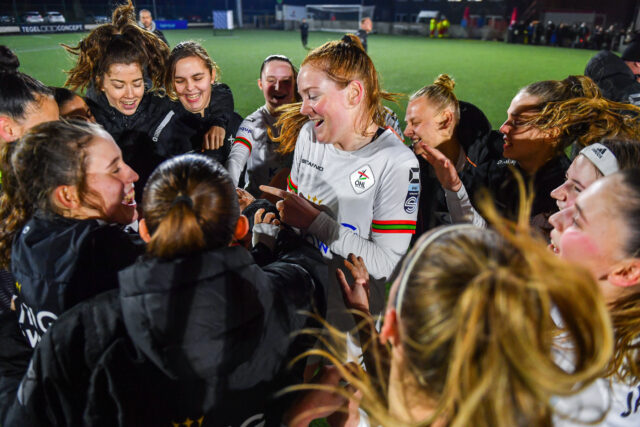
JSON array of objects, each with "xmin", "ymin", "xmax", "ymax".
[
  {"xmin": 559, "ymin": 229, "xmax": 602, "ymax": 261},
  {"xmin": 104, "ymin": 86, "xmax": 122, "ymax": 102},
  {"xmin": 87, "ymin": 177, "xmax": 123, "ymax": 212}
]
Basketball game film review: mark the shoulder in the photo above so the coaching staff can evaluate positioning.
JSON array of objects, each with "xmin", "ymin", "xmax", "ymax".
[{"xmin": 376, "ymin": 131, "xmax": 416, "ymax": 164}]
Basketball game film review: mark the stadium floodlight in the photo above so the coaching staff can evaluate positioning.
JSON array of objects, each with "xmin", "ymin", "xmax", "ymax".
[{"xmin": 305, "ymin": 4, "xmax": 375, "ymax": 31}]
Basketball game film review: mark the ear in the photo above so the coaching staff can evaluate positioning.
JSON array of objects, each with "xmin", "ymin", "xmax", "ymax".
[
  {"xmin": 0, "ymin": 116, "xmax": 19, "ymax": 143},
  {"xmin": 257, "ymin": 77, "xmax": 263, "ymax": 90},
  {"xmin": 211, "ymin": 68, "xmax": 217, "ymax": 82},
  {"xmin": 52, "ymin": 185, "xmax": 81, "ymax": 210},
  {"xmin": 234, "ymin": 215, "xmax": 249, "ymax": 241},
  {"xmin": 438, "ymin": 110, "xmax": 454, "ymax": 131},
  {"xmin": 346, "ymin": 79, "xmax": 365, "ymax": 107},
  {"xmin": 138, "ymin": 218, "xmax": 151, "ymax": 243},
  {"xmin": 608, "ymin": 259, "xmax": 640, "ymax": 288},
  {"xmin": 379, "ymin": 308, "xmax": 401, "ymax": 346}
]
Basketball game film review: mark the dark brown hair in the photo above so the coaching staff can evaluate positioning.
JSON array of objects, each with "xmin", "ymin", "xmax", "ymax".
[
  {"xmin": 142, "ymin": 154, "xmax": 239, "ymax": 259},
  {"xmin": 165, "ymin": 41, "xmax": 221, "ymax": 101},
  {"xmin": 63, "ymin": 1, "xmax": 169, "ymax": 92}
]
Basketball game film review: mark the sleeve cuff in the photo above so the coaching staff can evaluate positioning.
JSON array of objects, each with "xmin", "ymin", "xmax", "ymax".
[
  {"xmin": 252, "ymin": 223, "xmax": 279, "ymax": 250},
  {"xmin": 307, "ymin": 211, "xmax": 340, "ymax": 244}
]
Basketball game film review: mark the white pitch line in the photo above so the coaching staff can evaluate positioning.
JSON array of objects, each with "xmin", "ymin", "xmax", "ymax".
[{"xmin": 13, "ymin": 46, "xmax": 63, "ymax": 53}]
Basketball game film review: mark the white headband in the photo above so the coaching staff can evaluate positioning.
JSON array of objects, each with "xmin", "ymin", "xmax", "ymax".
[
  {"xmin": 396, "ymin": 224, "xmax": 479, "ymax": 317},
  {"xmin": 579, "ymin": 143, "xmax": 619, "ymax": 177}
]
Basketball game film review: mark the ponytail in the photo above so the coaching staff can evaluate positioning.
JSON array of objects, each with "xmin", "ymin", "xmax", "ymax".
[
  {"xmin": 523, "ymin": 97, "xmax": 640, "ymax": 150},
  {"xmin": 142, "ymin": 154, "xmax": 239, "ymax": 259}
]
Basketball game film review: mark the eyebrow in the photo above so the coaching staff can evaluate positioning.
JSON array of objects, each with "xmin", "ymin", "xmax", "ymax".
[
  {"xmin": 109, "ymin": 78, "xmax": 144, "ymax": 83},
  {"xmin": 106, "ymin": 156, "xmax": 120, "ymax": 170},
  {"xmin": 567, "ymin": 175, "xmax": 585, "ymax": 189},
  {"xmin": 574, "ymin": 202, "xmax": 588, "ymax": 224},
  {"xmin": 511, "ymin": 104, "xmax": 541, "ymax": 117}
]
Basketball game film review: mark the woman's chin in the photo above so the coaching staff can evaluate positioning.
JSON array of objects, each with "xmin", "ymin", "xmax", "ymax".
[{"xmin": 111, "ymin": 205, "xmax": 139, "ymax": 225}]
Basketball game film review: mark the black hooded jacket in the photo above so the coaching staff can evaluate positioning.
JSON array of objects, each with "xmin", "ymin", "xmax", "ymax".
[
  {"xmin": 0, "ymin": 212, "xmax": 144, "ymax": 421},
  {"xmin": 585, "ymin": 50, "xmax": 640, "ymax": 105},
  {"xmin": 414, "ymin": 101, "xmax": 503, "ymax": 238},
  {"xmin": 4, "ymin": 236, "xmax": 328, "ymax": 427},
  {"xmin": 86, "ymin": 91, "xmax": 178, "ymax": 202},
  {"xmin": 163, "ymin": 83, "xmax": 240, "ymax": 165}
]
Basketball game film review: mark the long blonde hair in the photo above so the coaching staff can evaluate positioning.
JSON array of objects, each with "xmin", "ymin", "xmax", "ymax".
[{"xmin": 287, "ymin": 195, "xmax": 613, "ymax": 426}]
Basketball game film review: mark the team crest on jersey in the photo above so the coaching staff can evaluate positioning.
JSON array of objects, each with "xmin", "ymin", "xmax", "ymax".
[{"xmin": 350, "ymin": 165, "xmax": 375, "ymax": 194}]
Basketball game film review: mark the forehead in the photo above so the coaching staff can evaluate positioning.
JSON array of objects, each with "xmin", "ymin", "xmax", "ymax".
[
  {"xmin": 175, "ymin": 56, "xmax": 209, "ymax": 75},
  {"xmin": 140, "ymin": 11, "xmax": 151, "ymax": 17},
  {"xmin": 297, "ymin": 65, "xmax": 331, "ymax": 88},
  {"xmin": 106, "ymin": 63, "xmax": 143, "ymax": 80},
  {"xmin": 508, "ymin": 92, "xmax": 541, "ymax": 116},
  {"xmin": 406, "ymin": 96, "xmax": 436, "ymax": 120},
  {"xmin": 570, "ymin": 154, "xmax": 599, "ymax": 180},
  {"xmin": 262, "ymin": 60, "xmax": 294, "ymax": 78},
  {"xmin": 576, "ymin": 177, "xmax": 616, "ymax": 216},
  {"xmin": 86, "ymin": 132, "xmax": 120, "ymax": 167}
]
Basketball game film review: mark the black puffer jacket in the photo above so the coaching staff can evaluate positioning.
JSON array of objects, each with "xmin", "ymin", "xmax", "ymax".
[
  {"xmin": 86, "ymin": 91, "xmax": 175, "ymax": 202},
  {"xmin": 466, "ymin": 153, "xmax": 570, "ymax": 231},
  {"xmin": 585, "ymin": 50, "xmax": 640, "ymax": 105},
  {"xmin": 415, "ymin": 101, "xmax": 503, "ymax": 238},
  {"xmin": 163, "ymin": 83, "xmax": 239, "ymax": 165},
  {"xmin": 0, "ymin": 212, "xmax": 143, "ymax": 422},
  {"xmin": 4, "ymin": 234, "xmax": 327, "ymax": 427}
]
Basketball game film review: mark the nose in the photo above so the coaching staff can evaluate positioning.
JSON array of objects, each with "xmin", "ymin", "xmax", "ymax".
[
  {"xmin": 274, "ymin": 80, "xmax": 280, "ymax": 91},
  {"xmin": 550, "ymin": 182, "xmax": 567, "ymax": 204},
  {"xmin": 125, "ymin": 163, "xmax": 139, "ymax": 183},
  {"xmin": 403, "ymin": 124, "xmax": 413, "ymax": 137},
  {"xmin": 186, "ymin": 79, "xmax": 195, "ymax": 91},
  {"xmin": 300, "ymin": 98, "xmax": 312, "ymax": 116},
  {"xmin": 548, "ymin": 206, "xmax": 572, "ymax": 233},
  {"xmin": 125, "ymin": 85, "xmax": 134, "ymax": 98},
  {"xmin": 499, "ymin": 117, "xmax": 513, "ymax": 136}
]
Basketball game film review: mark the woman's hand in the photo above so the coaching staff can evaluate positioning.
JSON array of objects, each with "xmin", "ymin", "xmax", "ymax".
[
  {"xmin": 259, "ymin": 185, "xmax": 321, "ymax": 230},
  {"xmin": 236, "ymin": 188, "xmax": 256, "ymax": 212},
  {"xmin": 203, "ymin": 125, "xmax": 226, "ymax": 151},
  {"xmin": 254, "ymin": 207, "xmax": 280, "ymax": 227},
  {"xmin": 337, "ymin": 253, "xmax": 371, "ymax": 313},
  {"xmin": 284, "ymin": 364, "xmax": 359, "ymax": 427},
  {"xmin": 416, "ymin": 143, "xmax": 462, "ymax": 192}
]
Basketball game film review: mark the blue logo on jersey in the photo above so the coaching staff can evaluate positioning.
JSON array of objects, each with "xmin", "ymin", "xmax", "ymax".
[
  {"xmin": 239, "ymin": 126, "xmax": 253, "ymax": 134},
  {"xmin": 313, "ymin": 223, "xmax": 357, "ymax": 254}
]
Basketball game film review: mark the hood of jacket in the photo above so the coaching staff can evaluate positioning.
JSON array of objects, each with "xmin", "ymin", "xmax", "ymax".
[
  {"xmin": 586, "ymin": 50, "xmax": 635, "ymax": 82},
  {"xmin": 118, "ymin": 246, "xmax": 279, "ymax": 382}
]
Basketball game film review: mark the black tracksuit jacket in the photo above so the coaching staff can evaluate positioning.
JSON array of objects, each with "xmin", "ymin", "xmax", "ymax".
[
  {"xmin": 4, "ymin": 234, "xmax": 328, "ymax": 426},
  {"xmin": 0, "ymin": 212, "xmax": 144, "ymax": 421}
]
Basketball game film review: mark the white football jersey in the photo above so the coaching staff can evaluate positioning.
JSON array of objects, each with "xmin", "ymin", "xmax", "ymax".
[
  {"xmin": 288, "ymin": 121, "xmax": 419, "ymax": 327},
  {"xmin": 228, "ymin": 105, "xmax": 292, "ymax": 196}
]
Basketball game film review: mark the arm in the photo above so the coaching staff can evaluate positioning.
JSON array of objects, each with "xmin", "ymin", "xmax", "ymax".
[
  {"xmin": 312, "ymin": 156, "xmax": 419, "ymax": 280},
  {"xmin": 445, "ymin": 184, "xmax": 487, "ymax": 228},
  {"xmin": 263, "ymin": 156, "xmax": 418, "ymax": 280},
  {"xmin": 225, "ymin": 118, "xmax": 253, "ymax": 186}
]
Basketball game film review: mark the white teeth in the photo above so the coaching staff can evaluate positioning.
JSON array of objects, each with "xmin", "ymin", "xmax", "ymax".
[
  {"xmin": 122, "ymin": 100, "xmax": 136, "ymax": 105},
  {"xmin": 187, "ymin": 94, "xmax": 200, "ymax": 100}
]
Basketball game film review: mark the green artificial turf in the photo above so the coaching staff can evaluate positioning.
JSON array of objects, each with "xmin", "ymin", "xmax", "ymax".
[{"xmin": 1, "ymin": 28, "xmax": 597, "ymax": 129}]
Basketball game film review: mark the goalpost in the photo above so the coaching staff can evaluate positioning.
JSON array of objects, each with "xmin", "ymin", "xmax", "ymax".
[{"xmin": 305, "ymin": 4, "xmax": 375, "ymax": 33}]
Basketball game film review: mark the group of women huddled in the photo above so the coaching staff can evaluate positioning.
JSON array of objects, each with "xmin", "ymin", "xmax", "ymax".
[{"xmin": 1, "ymin": 1, "xmax": 640, "ymax": 426}]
